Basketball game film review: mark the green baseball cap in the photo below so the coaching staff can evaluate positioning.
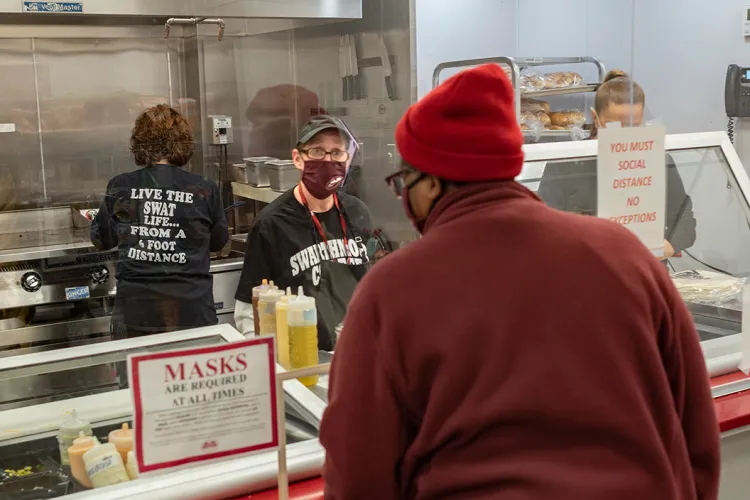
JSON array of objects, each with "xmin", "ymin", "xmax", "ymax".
[{"xmin": 297, "ymin": 115, "xmax": 354, "ymax": 146}]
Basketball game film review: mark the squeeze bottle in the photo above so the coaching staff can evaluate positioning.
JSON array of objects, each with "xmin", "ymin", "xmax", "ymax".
[
  {"xmin": 126, "ymin": 450, "xmax": 139, "ymax": 480},
  {"xmin": 57, "ymin": 410, "xmax": 92, "ymax": 466},
  {"xmin": 83, "ymin": 437, "xmax": 130, "ymax": 488},
  {"xmin": 251, "ymin": 279, "xmax": 272, "ymax": 336},
  {"xmin": 108, "ymin": 422, "xmax": 134, "ymax": 464},
  {"xmin": 287, "ymin": 286, "xmax": 319, "ymax": 386},
  {"xmin": 68, "ymin": 432, "xmax": 95, "ymax": 488},
  {"xmin": 258, "ymin": 288, "xmax": 285, "ymax": 336},
  {"xmin": 275, "ymin": 287, "xmax": 295, "ymax": 369}
]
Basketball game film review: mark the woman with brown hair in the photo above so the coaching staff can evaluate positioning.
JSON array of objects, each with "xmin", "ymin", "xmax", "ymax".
[
  {"xmin": 91, "ymin": 104, "xmax": 228, "ymax": 339},
  {"xmin": 537, "ymin": 70, "xmax": 697, "ymax": 259}
]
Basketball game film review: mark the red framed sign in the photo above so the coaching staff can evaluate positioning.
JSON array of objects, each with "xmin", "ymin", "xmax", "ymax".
[{"xmin": 128, "ymin": 337, "xmax": 278, "ymax": 473}]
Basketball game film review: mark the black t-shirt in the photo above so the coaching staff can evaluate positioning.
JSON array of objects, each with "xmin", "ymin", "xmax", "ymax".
[
  {"xmin": 91, "ymin": 164, "xmax": 229, "ymax": 332},
  {"xmin": 235, "ymin": 189, "xmax": 373, "ymax": 349}
]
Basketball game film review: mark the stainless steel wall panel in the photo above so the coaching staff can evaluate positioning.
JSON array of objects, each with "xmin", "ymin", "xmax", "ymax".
[
  {"xmin": 0, "ymin": 39, "xmax": 44, "ymax": 211},
  {"xmin": 32, "ymin": 38, "xmax": 182, "ymax": 205}
]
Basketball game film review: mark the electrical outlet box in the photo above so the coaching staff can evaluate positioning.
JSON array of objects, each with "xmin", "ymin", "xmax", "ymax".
[{"xmin": 209, "ymin": 115, "xmax": 233, "ymax": 145}]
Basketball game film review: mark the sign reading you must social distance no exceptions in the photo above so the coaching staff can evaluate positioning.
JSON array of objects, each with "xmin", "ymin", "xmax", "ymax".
[
  {"xmin": 597, "ymin": 125, "xmax": 667, "ymax": 257},
  {"xmin": 128, "ymin": 337, "xmax": 278, "ymax": 474}
]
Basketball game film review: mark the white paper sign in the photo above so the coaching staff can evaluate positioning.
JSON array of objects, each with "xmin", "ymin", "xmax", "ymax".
[
  {"xmin": 597, "ymin": 125, "xmax": 667, "ymax": 257},
  {"xmin": 128, "ymin": 337, "xmax": 278, "ymax": 474},
  {"xmin": 740, "ymin": 284, "xmax": 750, "ymax": 375}
]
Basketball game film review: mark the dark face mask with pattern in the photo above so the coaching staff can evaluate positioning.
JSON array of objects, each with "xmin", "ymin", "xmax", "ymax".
[{"xmin": 300, "ymin": 160, "xmax": 347, "ymax": 199}]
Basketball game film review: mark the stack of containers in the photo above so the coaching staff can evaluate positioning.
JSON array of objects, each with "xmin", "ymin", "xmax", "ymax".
[
  {"xmin": 266, "ymin": 160, "xmax": 299, "ymax": 192},
  {"xmin": 243, "ymin": 156, "xmax": 277, "ymax": 187}
]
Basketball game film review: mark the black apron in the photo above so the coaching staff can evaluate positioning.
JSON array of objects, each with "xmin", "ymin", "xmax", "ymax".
[{"xmin": 298, "ymin": 190, "xmax": 367, "ymax": 351}]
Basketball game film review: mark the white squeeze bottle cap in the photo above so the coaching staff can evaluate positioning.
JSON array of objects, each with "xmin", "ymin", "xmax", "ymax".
[
  {"xmin": 259, "ymin": 288, "xmax": 284, "ymax": 303},
  {"xmin": 288, "ymin": 286, "xmax": 316, "ymax": 327},
  {"xmin": 252, "ymin": 279, "xmax": 270, "ymax": 298}
]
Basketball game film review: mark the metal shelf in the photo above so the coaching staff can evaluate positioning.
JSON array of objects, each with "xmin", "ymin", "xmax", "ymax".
[
  {"xmin": 522, "ymin": 84, "xmax": 600, "ymax": 98},
  {"xmin": 231, "ymin": 182, "xmax": 283, "ymax": 204},
  {"xmin": 432, "ymin": 56, "xmax": 606, "ymax": 143}
]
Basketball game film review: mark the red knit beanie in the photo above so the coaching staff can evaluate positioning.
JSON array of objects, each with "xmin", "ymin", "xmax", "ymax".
[{"xmin": 396, "ymin": 64, "xmax": 524, "ymax": 182}]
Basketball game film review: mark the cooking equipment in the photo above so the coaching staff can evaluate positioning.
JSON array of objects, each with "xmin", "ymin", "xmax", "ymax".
[
  {"xmin": 266, "ymin": 160, "xmax": 300, "ymax": 192},
  {"xmin": 0, "ymin": 205, "xmax": 244, "ymax": 363}
]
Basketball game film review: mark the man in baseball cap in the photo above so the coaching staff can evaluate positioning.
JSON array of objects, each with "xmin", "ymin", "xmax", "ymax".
[
  {"xmin": 234, "ymin": 115, "xmax": 374, "ymax": 350},
  {"xmin": 320, "ymin": 64, "xmax": 719, "ymax": 499}
]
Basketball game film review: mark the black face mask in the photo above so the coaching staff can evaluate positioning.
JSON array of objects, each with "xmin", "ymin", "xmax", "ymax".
[
  {"xmin": 401, "ymin": 174, "xmax": 443, "ymax": 234},
  {"xmin": 301, "ymin": 160, "xmax": 347, "ymax": 199}
]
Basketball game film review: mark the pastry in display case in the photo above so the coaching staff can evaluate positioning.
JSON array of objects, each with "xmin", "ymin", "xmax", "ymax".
[
  {"xmin": 433, "ymin": 56, "xmax": 605, "ymax": 143},
  {"xmin": 517, "ymin": 132, "xmax": 750, "ymax": 380},
  {"xmin": 0, "ymin": 325, "xmax": 328, "ymax": 499}
]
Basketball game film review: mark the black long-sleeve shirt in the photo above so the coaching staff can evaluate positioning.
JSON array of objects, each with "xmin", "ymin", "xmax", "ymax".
[
  {"xmin": 536, "ymin": 154, "xmax": 697, "ymax": 254},
  {"xmin": 91, "ymin": 164, "xmax": 228, "ymax": 332}
]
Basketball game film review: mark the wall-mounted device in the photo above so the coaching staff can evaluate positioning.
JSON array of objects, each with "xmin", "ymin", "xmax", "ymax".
[
  {"xmin": 209, "ymin": 115, "xmax": 233, "ymax": 145},
  {"xmin": 744, "ymin": 6, "xmax": 750, "ymax": 36},
  {"xmin": 724, "ymin": 64, "xmax": 750, "ymax": 142}
]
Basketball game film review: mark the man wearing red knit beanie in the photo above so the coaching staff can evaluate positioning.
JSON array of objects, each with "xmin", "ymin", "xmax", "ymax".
[{"xmin": 320, "ymin": 64, "xmax": 719, "ymax": 500}]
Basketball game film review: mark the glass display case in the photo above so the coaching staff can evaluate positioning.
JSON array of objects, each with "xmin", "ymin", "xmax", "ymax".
[
  {"xmin": 0, "ymin": 324, "xmax": 326, "ymax": 499},
  {"xmin": 518, "ymin": 132, "xmax": 750, "ymax": 381}
]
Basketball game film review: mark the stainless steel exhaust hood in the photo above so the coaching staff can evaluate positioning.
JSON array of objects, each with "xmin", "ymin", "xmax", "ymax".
[{"xmin": 0, "ymin": 0, "xmax": 362, "ymax": 19}]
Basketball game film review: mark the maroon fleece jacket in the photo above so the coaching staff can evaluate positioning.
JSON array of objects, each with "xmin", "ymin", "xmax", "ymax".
[{"xmin": 319, "ymin": 181, "xmax": 720, "ymax": 500}]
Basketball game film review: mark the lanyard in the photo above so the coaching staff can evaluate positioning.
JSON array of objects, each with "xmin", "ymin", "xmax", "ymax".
[{"xmin": 298, "ymin": 186, "xmax": 350, "ymax": 263}]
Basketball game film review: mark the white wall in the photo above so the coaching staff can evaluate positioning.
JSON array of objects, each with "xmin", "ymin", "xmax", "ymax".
[
  {"xmin": 414, "ymin": 0, "xmax": 750, "ymax": 270},
  {"xmin": 415, "ymin": 0, "xmax": 750, "ymax": 154},
  {"xmin": 414, "ymin": 0, "xmax": 517, "ymax": 98}
]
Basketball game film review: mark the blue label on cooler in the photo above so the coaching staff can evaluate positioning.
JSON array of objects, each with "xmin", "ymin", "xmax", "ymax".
[
  {"xmin": 214, "ymin": 302, "xmax": 224, "ymax": 310},
  {"xmin": 23, "ymin": 2, "xmax": 83, "ymax": 12},
  {"xmin": 65, "ymin": 286, "xmax": 90, "ymax": 301}
]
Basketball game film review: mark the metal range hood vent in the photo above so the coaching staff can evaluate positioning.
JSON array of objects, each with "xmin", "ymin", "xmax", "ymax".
[{"xmin": 0, "ymin": 0, "xmax": 362, "ymax": 19}]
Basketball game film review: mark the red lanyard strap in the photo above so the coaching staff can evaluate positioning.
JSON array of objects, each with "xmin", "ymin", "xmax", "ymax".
[{"xmin": 298, "ymin": 186, "xmax": 350, "ymax": 262}]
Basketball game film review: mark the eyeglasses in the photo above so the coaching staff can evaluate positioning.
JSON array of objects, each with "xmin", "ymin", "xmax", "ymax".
[
  {"xmin": 300, "ymin": 147, "xmax": 350, "ymax": 162},
  {"xmin": 385, "ymin": 168, "xmax": 424, "ymax": 198}
]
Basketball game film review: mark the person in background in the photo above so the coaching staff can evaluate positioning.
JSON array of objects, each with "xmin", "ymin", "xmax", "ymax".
[
  {"xmin": 92, "ymin": 105, "xmax": 228, "ymax": 339},
  {"xmin": 537, "ymin": 70, "xmax": 697, "ymax": 259},
  {"xmin": 234, "ymin": 115, "xmax": 374, "ymax": 351},
  {"xmin": 319, "ymin": 65, "xmax": 719, "ymax": 499}
]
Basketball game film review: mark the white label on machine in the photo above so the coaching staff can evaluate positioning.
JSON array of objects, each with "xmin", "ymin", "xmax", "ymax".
[
  {"xmin": 0, "ymin": 123, "xmax": 16, "ymax": 133},
  {"xmin": 65, "ymin": 286, "xmax": 90, "ymax": 301},
  {"xmin": 597, "ymin": 125, "xmax": 667, "ymax": 258}
]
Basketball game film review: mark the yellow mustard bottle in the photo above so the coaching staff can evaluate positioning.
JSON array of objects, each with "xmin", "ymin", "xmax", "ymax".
[
  {"xmin": 287, "ymin": 286, "xmax": 319, "ymax": 386},
  {"xmin": 275, "ymin": 288, "xmax": 295, "ymax": 369}
]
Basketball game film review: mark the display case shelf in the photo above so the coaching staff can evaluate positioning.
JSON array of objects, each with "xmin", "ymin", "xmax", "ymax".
[
  {"xmin": 432, "ymin": 56, "xmax": 606, "ymax": 143},
  {"xmin": 523, "ymin": 83, "xmax": 600, "ymax": 98}
]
